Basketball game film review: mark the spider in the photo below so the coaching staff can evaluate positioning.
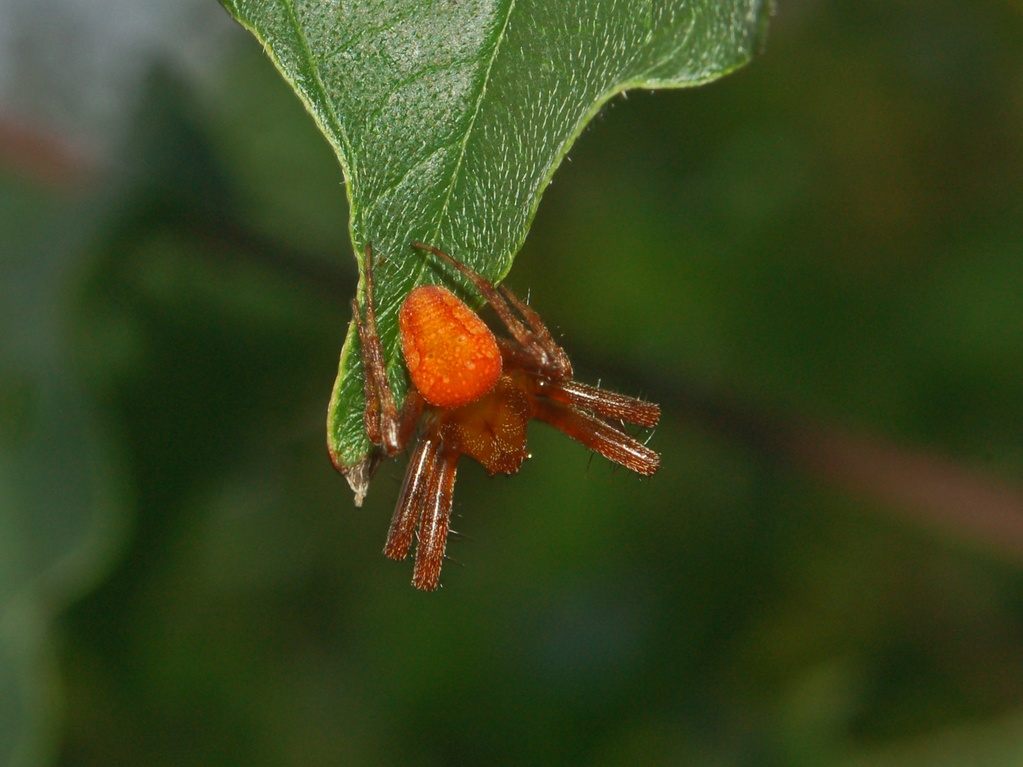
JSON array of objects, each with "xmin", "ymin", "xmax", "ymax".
[{"xmin": 351, "ymin": 241, "xmax": 660, "ymax": 590}]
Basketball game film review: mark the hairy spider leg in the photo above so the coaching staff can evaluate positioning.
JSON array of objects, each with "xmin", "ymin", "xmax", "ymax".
[
  {"xmin": 412, "ymin": 450, "xmax": 459, "ymax": 590},
  {"xmin": 384, "ymin": 436, "xmax": 439, "ymax": 561},
  {"xmin": 533, "ymin": 397, "xmax": 660, "ymax": 476},
  {"xmin": 353, "ymin": 244, "xmax": 423, "ymax": 455},
  {"xmin": 542, "ymin": 379, "xmax": 661, "ymax": 428},
  {"xmin": 352, "ymin": 243, "xmax": 397, "ymax": 451},
  {"xmin": 382, "ymin": 434, "xmax": 459, "ymax": 591},
  {"xmin": 497, "ymin": 284, "xmax": 572, "ymax": 379}
]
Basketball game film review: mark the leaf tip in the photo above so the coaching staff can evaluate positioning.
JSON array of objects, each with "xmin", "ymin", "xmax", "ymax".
[{"xmin": 330, "ymin": 448, "xmax": 383, "ymax": 507}]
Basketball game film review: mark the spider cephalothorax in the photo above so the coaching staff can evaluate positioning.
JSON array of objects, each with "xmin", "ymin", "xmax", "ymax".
[{"xmin": 351, "ymin": 241, "xmax": 659, "ymax": 590}]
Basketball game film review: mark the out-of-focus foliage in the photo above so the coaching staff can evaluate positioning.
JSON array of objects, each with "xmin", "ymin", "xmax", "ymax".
[{"xmin": 1, "ymin": 0, "xmax": 1022, "ymax": 765}]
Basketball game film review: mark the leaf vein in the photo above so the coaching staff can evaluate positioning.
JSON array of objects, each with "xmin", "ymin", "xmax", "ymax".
[
  {"xmin": 423, "ymin": 0, "xmax": 518, "ymax": 260},
  {"xmin": 280, "ymin": 0, "xmax": 356, "ymax": 181}
]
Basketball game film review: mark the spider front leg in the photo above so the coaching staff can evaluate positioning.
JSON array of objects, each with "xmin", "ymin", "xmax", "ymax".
[
  {"xmin": 352, "ymin": 243, "xmax": 422, "ymax": 456},
  {"xmin": 413, "ymin": 448, "xmax": 459, "ymax": 590},
  {"xmin": 382, "ymin": 434, "xmax": 459, "ymax": 591}
]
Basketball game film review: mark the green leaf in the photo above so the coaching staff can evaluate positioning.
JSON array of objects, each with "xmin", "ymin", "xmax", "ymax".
[{"xmin": 219, "ymin": 0, "xmax": 771, "ymax": 499}]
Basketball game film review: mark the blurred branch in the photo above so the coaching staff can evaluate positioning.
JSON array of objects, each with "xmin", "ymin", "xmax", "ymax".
[
  {"xmin": 786, "ymin": 422, "xmax": 1023, "ymax": 560},
  {"xmin": 637, "ymin": 371, "xmax": 1023, "ymax": 565},
  {"xmin": 183, "ymin": 206, "xmax": 355, "ymax": 302}
]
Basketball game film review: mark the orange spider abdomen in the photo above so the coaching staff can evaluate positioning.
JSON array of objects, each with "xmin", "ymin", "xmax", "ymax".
[{"xmin": 399, "ymin": 285, "xmax": 502, "ymax": 409}]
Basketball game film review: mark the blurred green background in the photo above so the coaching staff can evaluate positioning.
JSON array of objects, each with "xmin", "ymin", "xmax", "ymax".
[{"xmin": 3, "ymin": 0, "xmax": 1023, "ymax": 765}]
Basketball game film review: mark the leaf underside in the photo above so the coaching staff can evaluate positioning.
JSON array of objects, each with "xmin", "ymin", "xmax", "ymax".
[{"xmin": 218, "ymin": 0, "xmax": 771, "ymax": 499}]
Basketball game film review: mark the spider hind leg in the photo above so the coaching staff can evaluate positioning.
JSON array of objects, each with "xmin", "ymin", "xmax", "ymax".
[
  {"xmin": 544, "ymin": 379, "xmax": 660, "ymax": 428},
  {"xmin": 534, "ymin": 398, "xmax": 659, "ymax": 476}
]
